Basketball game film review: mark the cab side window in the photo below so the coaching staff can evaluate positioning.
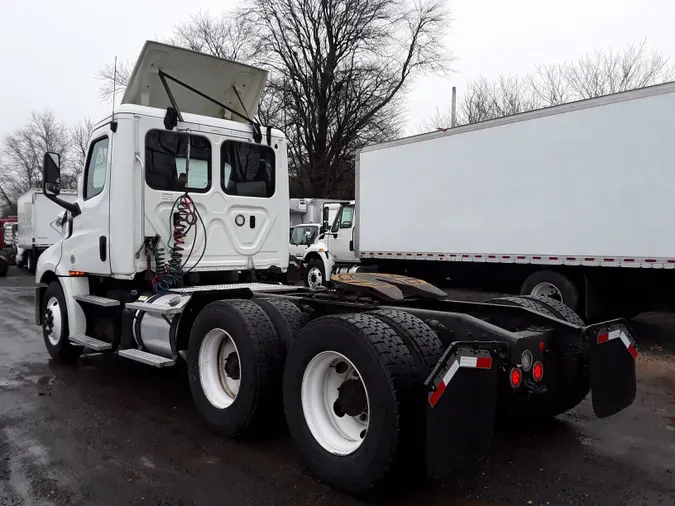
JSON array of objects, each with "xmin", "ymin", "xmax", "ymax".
[
  {"xmin": 331, "ymin": 206, "xmax": 354, "ymax": 233},
  {"xmin": 145, "ymin": 130, "xmax": 211, "ymax": 192},
  {"xmin": 84, "ymin": 137, "xmax": 109, "ymax": 200}
]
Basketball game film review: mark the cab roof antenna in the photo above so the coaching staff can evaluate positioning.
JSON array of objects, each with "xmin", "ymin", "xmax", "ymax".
[{"xmin": 110, "ymin": 56, "xmax": 118, "ymax": 133}]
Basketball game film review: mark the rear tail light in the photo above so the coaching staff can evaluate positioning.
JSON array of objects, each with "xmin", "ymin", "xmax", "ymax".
[
  {"xmin": 509, "ymin": 367, "xmax": 522, "ymax": 388},
  {"xmin": 532, "ymin": 361, "xmax": 544, "ymax": 382},
  {"xmin": 521, "ymin": 350, "xmax": 533, "ymax": 372}
]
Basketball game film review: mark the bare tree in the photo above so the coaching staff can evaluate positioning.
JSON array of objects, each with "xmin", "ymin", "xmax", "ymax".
[
  {"xmin": 243, "ymin": 0, "xmax": 449, "ymax": 197},
  {"xmin": 171, "ymin": 10, "xmax": 264, "ymax": 62},
  {"xmin": 421, "ymin": 40, "xmax": 675, "ymax": 130},
  {"xmin": 97, "ymin": 60, "xmax": 134, "ymax": 103},
  {"xmin": 0, "ymin": 111, "xmax": 75, "ymax": 214},
  {"xmin": 69, "ymin": 118, "xmax": 94, "ymax": 175},
  {"xmin": 96, "ymin": 1, "xmax": 450, "ymax": 198}
]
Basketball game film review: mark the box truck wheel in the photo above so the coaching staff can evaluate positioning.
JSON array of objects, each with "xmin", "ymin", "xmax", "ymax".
[
  {"xmin": 254, "ymin": 298, "xmax": 308, "ymax": 354},
  {"xmin": 42, "ymin": 281, "xmax": 83, "ymax": 363},
  {"xmin": 304, "ymin": 258, "xmax": 327, "ymax": 288},
  {"xmin": 27, "ymin": 248, "xmax": 36, "ymax": 274},
  {"xmin": 188, "ymin": 299, "xmax": 284, "ymax": 437},
  {"xmin": 520, "ymin": 270, "xmax": 578, "ymax": 311},
  {"xmin": 283, "ymin": 313, "xmax": 418, "ymax": 495}
]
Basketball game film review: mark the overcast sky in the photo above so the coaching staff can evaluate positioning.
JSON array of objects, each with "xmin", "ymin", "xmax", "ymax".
[{"xmin": 1, "ymin": 0, "xmax": 674, "ymax": 137}]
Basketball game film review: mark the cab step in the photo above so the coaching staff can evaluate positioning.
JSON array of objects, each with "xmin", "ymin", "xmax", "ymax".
[
  {"xmin": 74, "ymin": 295, "xmax": 120, "ymax": 307},
  {"xmin": 124, "ymin": 300, "xmax": 185, "ymax": 315},
  {"xmin": 69, "ymin": 334, "xmax": 112, "ymax": 351},
  {"xmin": 117, "ymin": 349, "xmax": 175, "ymax": 368}
]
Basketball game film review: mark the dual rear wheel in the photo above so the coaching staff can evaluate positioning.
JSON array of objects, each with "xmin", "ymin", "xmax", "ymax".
[{"xmin": 187, "ymin": 299, "xmax": 444, "ymax": 494}]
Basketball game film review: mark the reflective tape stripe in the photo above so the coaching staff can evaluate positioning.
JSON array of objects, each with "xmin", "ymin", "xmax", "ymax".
[
  {"xmin": 597, "ymin": 328, "xmax": 638, "ymax": 359},
  {"xmin": 429, "ymin": 353, "xmax": 492, "ymax": 407}
]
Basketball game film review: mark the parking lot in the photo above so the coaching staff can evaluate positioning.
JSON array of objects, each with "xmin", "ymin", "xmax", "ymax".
[{"xmin": 0, "ymin": 267, "xmax": 673, "ymax": 506}]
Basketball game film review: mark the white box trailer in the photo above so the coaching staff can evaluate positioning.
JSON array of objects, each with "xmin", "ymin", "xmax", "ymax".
[
  {"xmin": 17, "ymin": 189, "xmax": 77, "ymax": 272},
  {"xmin": 303, "ymin": 82, "xmax": 675, "ymax": 319},
  {"xmin": 356, "ymin": 81, "xmax": 675, "ymax": 319}
]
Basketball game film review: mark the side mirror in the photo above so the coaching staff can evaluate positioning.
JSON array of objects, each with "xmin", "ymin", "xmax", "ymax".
[
  {"xmin": 41, "ymin": 151, "xmax": 81, "ymax": 217},
  {"xmin": 322, "ymin": 206, "xmax": 330, "ymax": 231},
  {"xmin": 43, "ymin": 152, "xmax": 61, "ymax": 196}
]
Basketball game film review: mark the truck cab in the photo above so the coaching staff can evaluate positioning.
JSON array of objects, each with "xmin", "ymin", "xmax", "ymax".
[
  {"xmin": 35, "ymin": 41, "xmax": 289, "ymax": 348},
  {"xmin": 302, "ymin": 200, "xmax": 360, "ymax": 287}
]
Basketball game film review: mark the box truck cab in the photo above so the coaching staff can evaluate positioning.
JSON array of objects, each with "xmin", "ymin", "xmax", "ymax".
[{"xmin": 302, "ymin": 201, "xmax": 363, "ymax": 287}]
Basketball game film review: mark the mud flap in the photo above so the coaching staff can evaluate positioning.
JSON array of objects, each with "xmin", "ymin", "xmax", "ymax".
[
  {"xmin": 585, "ymin": 320, "xmax": 637, "ymax": 418},
  {"xmin": 424, "ymin": 347, "xmax": 498, "ymax": 479}
]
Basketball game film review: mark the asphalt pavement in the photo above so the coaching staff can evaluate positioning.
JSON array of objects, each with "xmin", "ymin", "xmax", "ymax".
[{"xmin": 0, "ymin": 267, "xmax": 673, "ymax": 505}]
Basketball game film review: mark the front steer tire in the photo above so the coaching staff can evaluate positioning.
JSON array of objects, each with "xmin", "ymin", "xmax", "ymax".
[
  {"xmin": 283, "ymin": 313, "xmax": 419, "ymax": 496},
  {"xmin": 42, "ymin": 281, "xmax": 83, "ymax": 363},
  {"xmin": 188, "ymin": 299, "xmax": 284, "ymax": 437}
]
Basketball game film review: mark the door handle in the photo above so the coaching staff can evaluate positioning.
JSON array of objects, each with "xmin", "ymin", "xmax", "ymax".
[{"xmin": 99, "ymin": 236, "xmax": 107, "ymax": 261}]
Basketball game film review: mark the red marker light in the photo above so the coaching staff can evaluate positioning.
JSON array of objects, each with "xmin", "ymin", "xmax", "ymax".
[
  {"xmin": 532, "ymin": 361, "xmax": 544, "ymax": 382},
  {"xmin": 510, "ymin": 367, "xmax": 522, "ymax": 388},
  {"xmin": 539, "ymin": 341, "xmax": 545, "ymax": 351}
]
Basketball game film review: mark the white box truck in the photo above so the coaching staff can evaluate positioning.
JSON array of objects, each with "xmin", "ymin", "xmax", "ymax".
[
  {"xmin": 33, "ymin": 41, "xmax": 637, "ymax": 496},
  {"xmin": 303, "ymin": 81, "xmax": 675, "ymax": 320},
  {"xmin": 289, "ymin": 198, "xmax": 341, "ymax": 260},
  {"xmin": 17, "ymin": 189, "xmax": 77, "ymax": 273}
]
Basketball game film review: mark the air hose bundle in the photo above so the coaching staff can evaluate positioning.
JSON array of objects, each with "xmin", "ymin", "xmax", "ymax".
[{"xmin": 151, "ymin": 132, "xmax": 207, "ymax": 293}]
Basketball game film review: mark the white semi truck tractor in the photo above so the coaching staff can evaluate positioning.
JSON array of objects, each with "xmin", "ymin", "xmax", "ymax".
[
  {"xmin": 304, "ymin": 81, "xmax": 675, "ymax": 321},
  {"xmin": 34, "ymin": 41, "xmax": 638, "ymax": 495}
]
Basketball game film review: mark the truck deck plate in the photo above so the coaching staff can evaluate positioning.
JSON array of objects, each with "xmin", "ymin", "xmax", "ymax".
[
  {"xmin": 69, "ymin": 334, "xmax": 112, "ymax": 351},
  {"xmin": 117, "ymin": 349, "xmax": 175, "ymax": 368}
]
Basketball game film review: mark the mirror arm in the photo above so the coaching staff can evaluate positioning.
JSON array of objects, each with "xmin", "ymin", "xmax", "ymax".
[{"xmin": 43, "ymin": 182, "xmax": 81, "ymax": 217}]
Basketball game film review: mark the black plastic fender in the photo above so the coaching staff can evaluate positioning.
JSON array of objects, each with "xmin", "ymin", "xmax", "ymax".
[
  {"xmin": 584, "ymin": 319, "xmax": 637, "ymax": 418},
  {"xmin": 424, "ymin": 345, "xmax": 498, "ymax": 479}
]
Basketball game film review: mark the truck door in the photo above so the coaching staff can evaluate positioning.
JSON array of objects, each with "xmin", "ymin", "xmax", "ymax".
[
  {"xmin": 62, "ymin": 134, "xmax": 111, "ymax": 275},
  {"xmin": 329, "ymin": 205, "xmax": 356, "ymax": 262}
]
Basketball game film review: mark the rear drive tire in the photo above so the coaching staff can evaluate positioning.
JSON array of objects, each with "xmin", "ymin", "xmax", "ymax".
[
  {"xmin": 188, "ymin": 299, "xmax": 284, "ymax": 437},
  {"xmin": 283, "ymin": 313, "xmax": 418, "ymax": 495},
  {"xmin": 522, "ymin": 295, "xmax": 584, "ymax": 326},
  {"xmin": 521, "ymin": 270, "xmax": 579, "ymax": 311},
  {"xmin": 42, "ymin": 281, "xmax": 83, "ymax": 363},
  {"xmin": 368, "ymin": 309, "xmax": 444, "ymax": 376},
  {"xmin": 254, "ymin": 298, "xmax": 308, "ymax": 354},
  {"xmin": 489, "ymin": 295, "xmax": 590, "ymax": 419}
]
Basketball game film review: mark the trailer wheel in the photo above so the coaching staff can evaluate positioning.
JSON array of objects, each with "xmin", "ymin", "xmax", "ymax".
[
  {"xmin": 42, "ymin": 281, "xmax": 83, "ymax": 363},
  {"xmin": 284, "ymin": 313, "xmax": 418, "ymax": 495},
  {"xmin": 188, "ymin": 299, "xmax": 284, "ymax": 437},
  {"xmin": 254, "ymin": 298, "xmax": 308, "ymax": 353},
  {"xmin": 304, "ymin": 258, "xmax": 327, "ymax": 288},
  {"xmin": 520, "ymin": 270, "xmax": 579, "ymax": 311}
]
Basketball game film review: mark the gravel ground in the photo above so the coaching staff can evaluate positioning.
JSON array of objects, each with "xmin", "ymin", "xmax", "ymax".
[{"xmin": 0, "ymin": 266, "xmax": 673, "ymax": 505}]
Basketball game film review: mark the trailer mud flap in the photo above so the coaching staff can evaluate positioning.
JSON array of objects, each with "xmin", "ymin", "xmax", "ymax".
[
  {"xmin": 585, "ymin": 320, "xmax": 637, "ymax": 418},
  {"xmin": 425, "ymin": 347, "xmax": 498, "ymax": 479}
]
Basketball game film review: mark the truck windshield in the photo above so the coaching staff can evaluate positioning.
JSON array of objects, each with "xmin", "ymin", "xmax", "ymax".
[{"xmin": 291, "ymin": 225, "xmax": 318, "ymax": 245}]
